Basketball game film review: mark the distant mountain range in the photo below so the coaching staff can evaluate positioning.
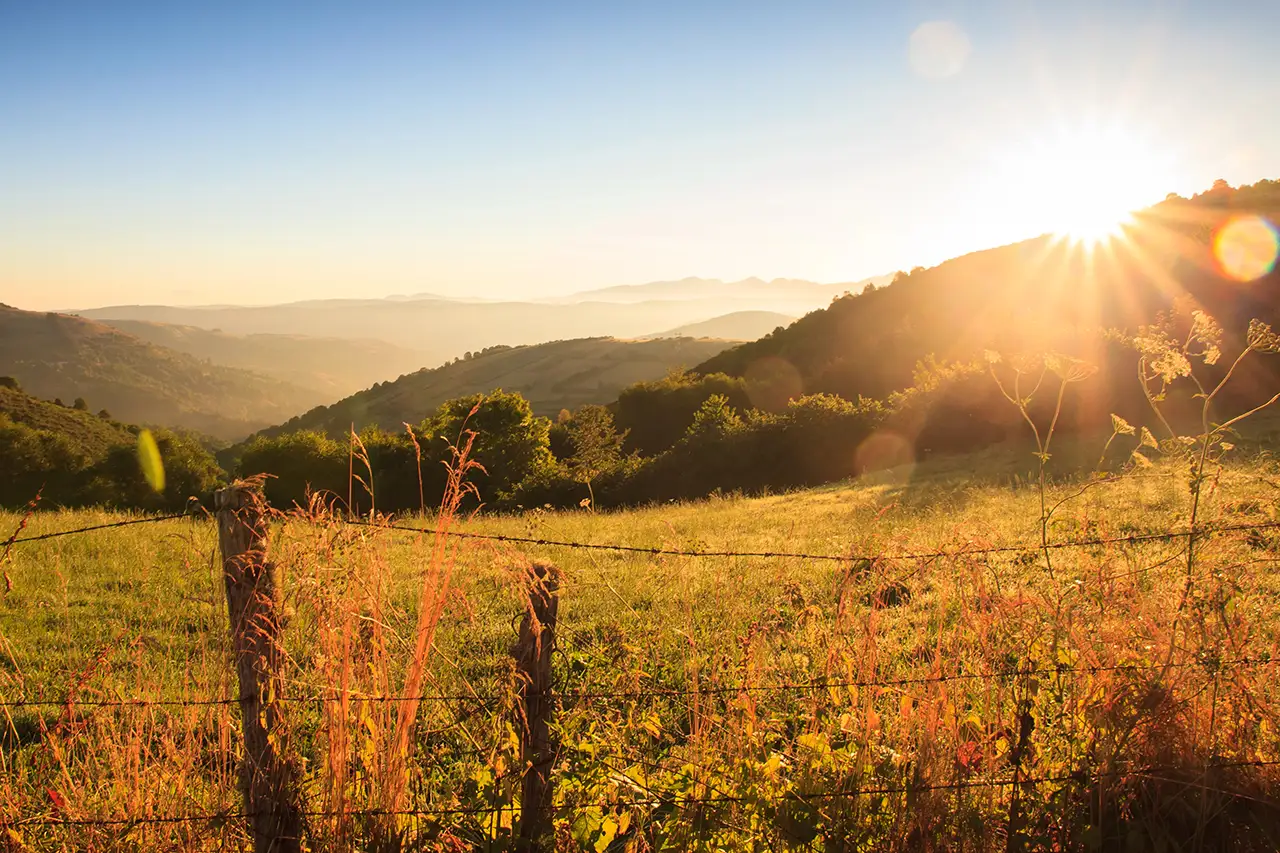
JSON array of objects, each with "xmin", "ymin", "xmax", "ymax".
[
  {"xmin": 643, "ymin": 311, "xmax": 797, "ymax": 341},
  {"xmin": 0, "ymin": 305, "xmax": 322, "ymax": 440},
  {"xmin": 257, "ymin": 336, "xmax": 735, "ymax": 439},
  {"xmin": 96, "ymin": 320, "xmax": 426, "ymax": 400},
  {"xmin": 71, "ymin": 275, "xmax": 887, "ymax": 366},
  {"xmin": 0, "ymin": 273, "xmax": 881, "ymax": 443}
]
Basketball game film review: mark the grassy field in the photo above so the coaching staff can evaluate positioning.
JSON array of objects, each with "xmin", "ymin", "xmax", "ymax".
[{"xmin": 3, "ymin": 441, "xmax": 1280, "ymax": 850}]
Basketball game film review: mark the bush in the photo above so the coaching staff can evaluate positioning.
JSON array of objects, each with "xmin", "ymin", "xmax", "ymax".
[
  {"xmin": 613, "ymin": 371, "xmax": 751, "ymax": 456},
  {"xmin": 0, "ymin": 414, "xmax": 91, "ymax": 506},
  {"xmin": 84, "ymin": 429, "xmax": 225, "ymax": 510},
  {"xmin": 513, "ymin": 393, "xmax": 884, "ymax": 508},
  {"xmin": 237, "ymin": 430, "xmax": 348, "ymax": 509},
  {"xmin": 420, "ymin": 391, "xmax": 554, "ymax": 504},
  {"xmin": 238, "ymin": 391, "xmax": 556, "ymax": 512}
]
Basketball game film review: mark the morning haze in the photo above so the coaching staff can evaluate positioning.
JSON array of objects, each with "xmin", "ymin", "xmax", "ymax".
[{"xmin": 4, "ymin": 2, "xmax": 1280, "ymax": 849}]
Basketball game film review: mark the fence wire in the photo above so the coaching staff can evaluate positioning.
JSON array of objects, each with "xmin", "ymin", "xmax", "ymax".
[
  {"xmin": 354, "ymin": 517, "xmax": 1280, "ymax": 563},
  {"xmin": 5, "ymin": 506, "xmax": 1280, "ymax": 840}
]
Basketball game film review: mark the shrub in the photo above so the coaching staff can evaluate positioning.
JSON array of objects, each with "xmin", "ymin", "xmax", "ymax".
[{"xmin": 614, "ymin": 371, "xmax": 751, "ymax": 456}]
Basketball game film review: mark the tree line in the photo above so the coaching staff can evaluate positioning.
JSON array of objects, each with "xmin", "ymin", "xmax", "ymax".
[{"xmin": 6, "ymin": 297, "xmax": 1276, "ymax": 515}]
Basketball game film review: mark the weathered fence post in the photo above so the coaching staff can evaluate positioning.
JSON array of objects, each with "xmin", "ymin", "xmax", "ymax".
[
  {"xmin": 514, "ymin": 561, "xmax": 561, "ymax": 852},
  {"xmin": 215, "ymin": 483, "xmax": 303, "ymax": 853}
]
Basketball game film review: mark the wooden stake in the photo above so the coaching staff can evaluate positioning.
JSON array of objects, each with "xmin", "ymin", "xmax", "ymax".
[
  {"xmin": 215, "ymin": 483, "xmax": 303, "ymax": 852},
  {"xmin": 514, "ymin": 561, "xmax": 560, "ymax": 852}
]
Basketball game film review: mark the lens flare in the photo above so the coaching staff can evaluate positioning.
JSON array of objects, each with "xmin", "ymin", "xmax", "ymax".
[
  {"xmin": 1214, "ymin": 216, "xmax": 1279, "ymax": 282},
  {"xmin": 908, "ymin": 21, "xmax": 971, "ymax": 79},
  {"xmin": 856, "ymin": 431, "xmax": 915, "ymax": 478},
  {"xmin": 744, "ymin": 356, "xmax": 802, "ymax": 412}
]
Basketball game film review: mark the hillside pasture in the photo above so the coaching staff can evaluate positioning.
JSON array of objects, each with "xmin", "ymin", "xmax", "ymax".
[{"xmin": 3, "ymin": 445, "xmax": 1280, "ymax": 850}]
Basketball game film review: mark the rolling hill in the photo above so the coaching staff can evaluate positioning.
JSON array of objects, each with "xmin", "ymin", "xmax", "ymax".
[
  {"xmin": 259, "ymin": 336, "xmax": 734, "ymax": 438},
  {"xmin": 0, "ymin": 382, "xmax": 226, "ymax": 509},
  {"xmin": 694, "ymin": 180, "xmax": 1280, "ymax": 410},
  {"xmin": 0, "ymin": 382, "xmax": 133, "ymax": 461},
  {"xmin": 96, "ymin": 320, "xmax": 427, "ymax": 399},
  {"xmin": 0, "ymin": 305, "xmax": 323, "ymax": 440},
  {"xmin": 643, "ymin": 311, "xmax": 796, "ymax": 341}
]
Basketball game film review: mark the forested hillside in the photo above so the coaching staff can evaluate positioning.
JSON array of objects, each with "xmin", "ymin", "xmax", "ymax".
[
  {"xmin": 0, "ymin": 382, "xmax": 223, "ymax": 509},
  {"xmin": 257, "ymin": 336, "xmax": 733, "ymax": 438},
  {"xmin": 695, "ymin": 180, "xmax": 1280, "ymax": 415},
  {"xmin": 97, "ymin": 320, "xmax": 426, "ymax": 399},
  {"xmin": 0, "ymin": 306, "xmax": 321, "ymax": 439}
]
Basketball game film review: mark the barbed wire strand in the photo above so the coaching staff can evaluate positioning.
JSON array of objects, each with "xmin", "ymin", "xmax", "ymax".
[
  {"xmin": 351, "ymin": 517, "xmax": 1280, "ymax": 563},
  {"xmin": 7, "ymin": 512, "xmax": 193, "ymax": 545},
  {"xmin": 8, "ymin": 509, "xmax": 1277, "ymax": 563}
]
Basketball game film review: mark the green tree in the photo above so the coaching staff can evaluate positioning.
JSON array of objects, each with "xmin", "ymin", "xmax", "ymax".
[
  {"xmin": 684, "ymin": 394, "xmax": 742, "ymax": 442},
  {"xmin": 421, "ymin": 391, "xmax": 553, "ymax": 503},
  {"xmin": 237, "ymin": 430, "xmax": 348, "ymax": 509},
  {"xmin": 614, "ymin": 371, "xmax": 750, "ymax": 455},
  {"xmin": 564, "ymin": 404, "xmax": 628, "ymax": 507},
  {"xmin": 86, "ymin": 429, "xmax": 224, "ymax": 510},
  {"xmin": 0, "ymin": 415, "xmax": 90, "ymax": 506}
]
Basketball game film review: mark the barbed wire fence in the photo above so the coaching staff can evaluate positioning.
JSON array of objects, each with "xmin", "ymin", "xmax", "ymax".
[{"xmin": 3, "ymin": 492, "xmax": 1280, "ymax": 847}]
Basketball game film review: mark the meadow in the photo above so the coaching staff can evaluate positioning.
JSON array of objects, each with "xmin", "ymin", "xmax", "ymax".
[{"xmin": 3, "ymin": 430, "xmax": 1280, "ymax": 852}]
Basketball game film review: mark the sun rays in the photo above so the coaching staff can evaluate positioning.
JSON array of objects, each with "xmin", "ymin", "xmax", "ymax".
[{"xmin": 984, "ymin": 122, "xmax": 1175, "ymax": 252}]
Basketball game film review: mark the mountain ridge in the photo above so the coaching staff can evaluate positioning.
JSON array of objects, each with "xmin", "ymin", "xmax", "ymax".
[
  {"xmin": 0, "ymin": 305, "xmax": 323, "ymax": 440},
  {"xmin": 255, "ymin": 336, "xmax": 736, "ymax": 439}
]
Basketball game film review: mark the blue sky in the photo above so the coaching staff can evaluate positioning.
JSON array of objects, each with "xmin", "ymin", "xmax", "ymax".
[{"xmin": 1, "ymin": 1, "xmax": 1278, "ymax": 308}]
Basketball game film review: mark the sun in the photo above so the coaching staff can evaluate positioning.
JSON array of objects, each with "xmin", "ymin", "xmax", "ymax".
[{"xmin": 995, "ymin": 123, "xmax": 1174, "ymax": 247}]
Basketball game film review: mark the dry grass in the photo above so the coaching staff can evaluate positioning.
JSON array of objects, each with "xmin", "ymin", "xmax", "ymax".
[{"xmin": 1, "ymin": 442, "xmax": 1279, "ymax": 850}]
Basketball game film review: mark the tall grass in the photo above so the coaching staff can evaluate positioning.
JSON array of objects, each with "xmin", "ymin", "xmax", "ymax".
[{"xmin": 1, "ymin": 396, "xmax": 1279, "ymax": 849}]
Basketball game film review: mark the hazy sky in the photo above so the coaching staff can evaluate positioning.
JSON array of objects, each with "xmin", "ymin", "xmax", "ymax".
[{"xmin": 2, "ymin": 1, "xmax": 1278, "ymax": 310}]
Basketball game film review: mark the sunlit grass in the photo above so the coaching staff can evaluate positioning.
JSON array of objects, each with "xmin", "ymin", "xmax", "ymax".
[{"xmin": 3, "ymin": 398, "xmax": 1280, "ymax": 848}]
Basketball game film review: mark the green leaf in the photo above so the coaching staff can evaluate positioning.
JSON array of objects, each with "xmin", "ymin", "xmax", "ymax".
[
  {"xmin": 571, "ymin": 809, "xmax": 603, "ymax": 850},
  {"xmin": 594, "ymin": 816, "xmax": 618, "ymax": 852},
  {"xmin": 136, "ymin": 429, "xmax": 165, "ymax": 493}
]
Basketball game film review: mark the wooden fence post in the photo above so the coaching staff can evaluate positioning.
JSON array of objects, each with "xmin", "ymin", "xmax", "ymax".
[
  {"xmin": 514, "ymin": 562, "xmax": 561, "ymax": 852},
  {"xmin": 215, "ymin": 483, "xmax": 303, "ymax": 853}
]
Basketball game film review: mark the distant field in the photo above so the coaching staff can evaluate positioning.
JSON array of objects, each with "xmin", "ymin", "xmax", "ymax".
[{"xmin": 3, "ymin": 440, "xmax": 1279, "ymax": 849}]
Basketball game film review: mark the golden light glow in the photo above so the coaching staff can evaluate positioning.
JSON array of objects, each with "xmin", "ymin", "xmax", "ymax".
[
  {"xmin": 1214, "ymin": 215, "xmax": 1280, "ymax": 282},
  {"xmin": 992, "ymin": 124, "xmax": 1174, "ymax": 248}
]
